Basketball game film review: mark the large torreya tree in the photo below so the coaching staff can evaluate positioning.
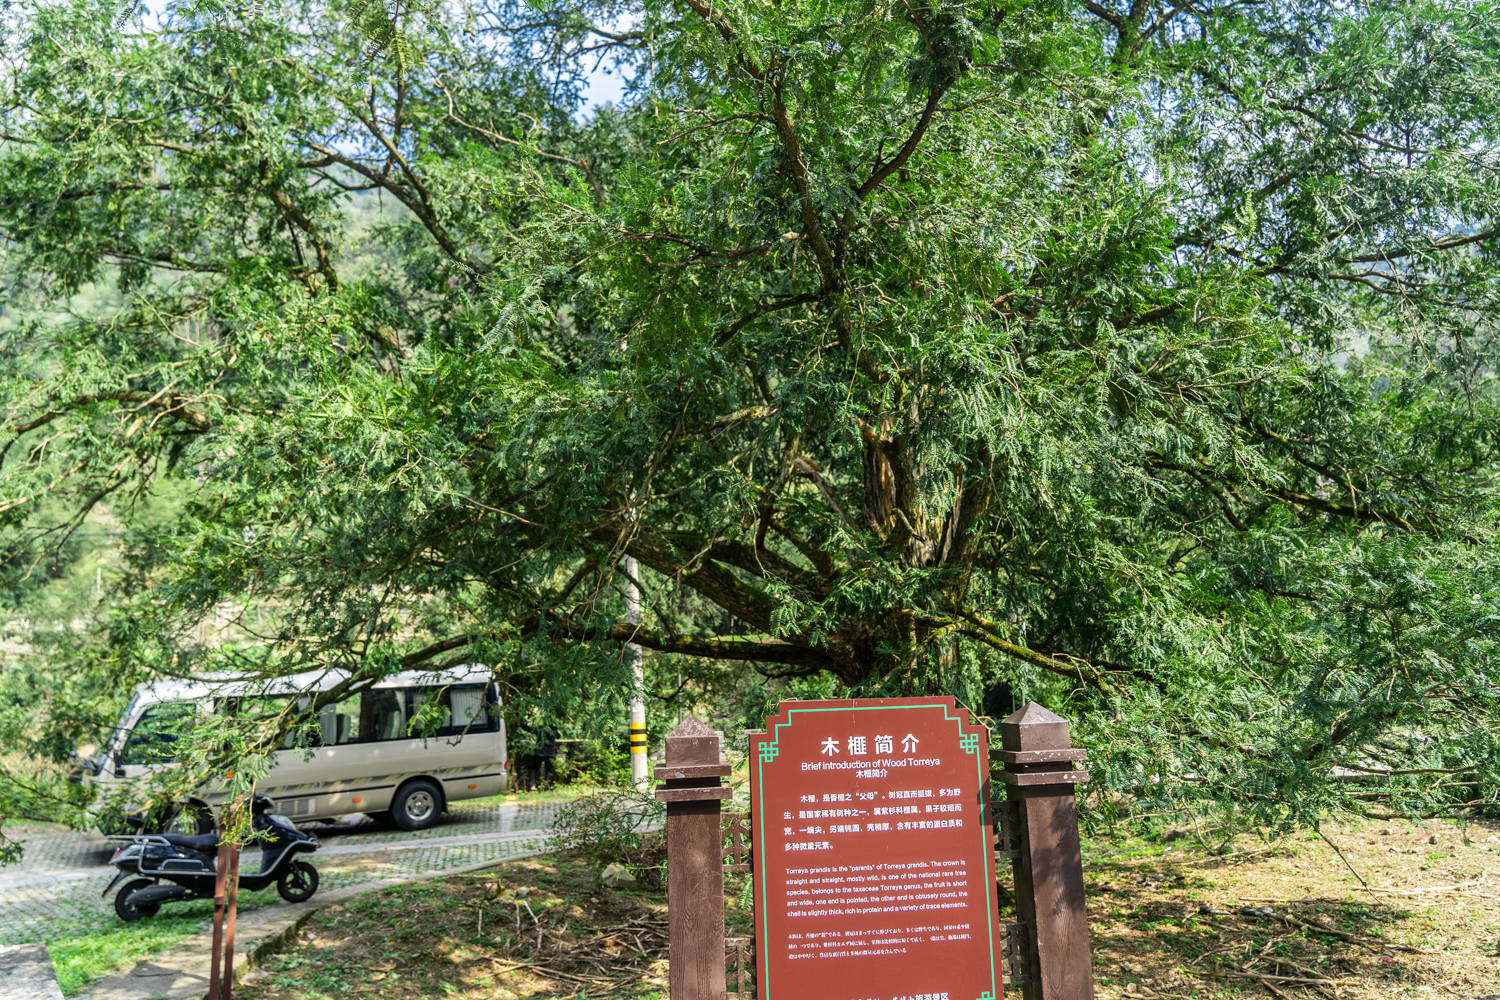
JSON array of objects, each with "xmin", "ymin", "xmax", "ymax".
[{"xmin": 2, "ymin": 0, "xmax": 1498, "ymax": 843}]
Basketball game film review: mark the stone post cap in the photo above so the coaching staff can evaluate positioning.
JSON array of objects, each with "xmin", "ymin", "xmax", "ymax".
[
  {"xmin": 999, "ymin": 702, "xmax": 1071, "ymax": 752},
  {"xmin": 663, "ymin": 715, "xmax": 724, "ymax": 766}
]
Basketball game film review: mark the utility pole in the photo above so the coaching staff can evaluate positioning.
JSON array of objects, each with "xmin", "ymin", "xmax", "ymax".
[{"xmin": 624, "ymin": 555, "xmax": 648, "ymax": 790}]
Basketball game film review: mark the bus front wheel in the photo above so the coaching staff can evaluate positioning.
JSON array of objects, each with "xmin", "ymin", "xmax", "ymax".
[{"xmin": 391, "ymin": 780, "xmax": 442, "ymax": 831}]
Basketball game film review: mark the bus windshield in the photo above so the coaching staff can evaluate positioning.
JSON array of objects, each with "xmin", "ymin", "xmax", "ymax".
[{"xmin": 118, "ymin": 700, "xmax": 197, "ymax": 766}]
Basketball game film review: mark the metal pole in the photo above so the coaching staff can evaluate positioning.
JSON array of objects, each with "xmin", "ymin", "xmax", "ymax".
[
  {"xmin": 624, "ymin": 555, "xmax": 648, "ymax": 790},
  {"xmin": 620, "ymin": 327, "xmax": 649, "ymax": 793}
]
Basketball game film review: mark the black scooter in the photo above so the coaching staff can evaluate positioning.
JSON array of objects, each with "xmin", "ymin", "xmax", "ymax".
[{"xmin": 103, "ymin": 793, "xmax": 321, "ymax": 921}]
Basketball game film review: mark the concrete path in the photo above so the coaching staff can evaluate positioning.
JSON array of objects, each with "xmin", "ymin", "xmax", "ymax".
[
  {"xmin": 0, "ymin": 944, "xmax": 65, "ymax": 1000},
  {"xmin": 0, "ymin": 800, "xmax": 566, "ymax": 948}
]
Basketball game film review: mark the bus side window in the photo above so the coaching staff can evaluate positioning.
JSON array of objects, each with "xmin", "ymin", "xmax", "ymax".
[
  {"xmin": 221, "ymin": 695, "xmax": 303, "ymax": 749},
  {"xmin": 406, "ymin": 685, "xmax": 493, "ymax": 738},
  {"xmin": 281, "ymin": 695, "xmax": 318, "ymax": 749},
  {"xmin": 487, "ymin": 683, "xmax": 503, "ymax": 731},
  {"xmin": 317, "ymin": 695, "xmax": 361, "ymax": 746},
  {"xmin": 449, "ymin": 686, "xmax": 486, "ymax": 733},
  {"xmin": 405, "ymin": 686, "xmax": 451, "ymax": 738},
  {"xmin": 360, "ymin": 689, "xmax": 407, "ymax": 742},
  {"xmin": 119, "ymin": 701, "xmax": 196, "ymax": 766}
]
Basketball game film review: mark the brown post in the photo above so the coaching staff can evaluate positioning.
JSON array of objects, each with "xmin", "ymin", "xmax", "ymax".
[
  {"xmin": 207, "ymin": 841, "xmax": 230, "ymax": 1000},
  {"xmin": 998, "ymin": 703, "xmax": 1094, "ymax": 1000},
  {"xmin": 220, "ymin": 842, "xmax": 241, "ymax": 1000},
  {"xmin": 654, "ymin": 717, "xmax": 731, "ymax": 1000}
]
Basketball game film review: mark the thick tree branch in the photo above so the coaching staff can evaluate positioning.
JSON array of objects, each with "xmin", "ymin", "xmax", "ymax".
[
  {"xmin": 302, "ymin": 141, "xmax": 480, "ymax": 277},
  {"xmin": 591, "ymin": 525, "xmax": 781, "ymax": 631},
  {"xmin": 534, "ymin": 617, "xmax": 837, "ymax": 669},
  {"xmin": 264, "ymin": 184, "xmax": 339, "ymax": 292},
  {"xmin": 951, "ymin": 610, "xmax": 1124, "ymax": 697},
  {"xmin": 853, "ymin": 86, "xmax": 944, "ymax": 201},
  {"xmin": 769, "ymin": 86, "xmax": 840, "ymax": 292}
]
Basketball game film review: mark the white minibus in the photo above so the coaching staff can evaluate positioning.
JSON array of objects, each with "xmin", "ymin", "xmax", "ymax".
[{"xmin": 87, "ymin": 664, "xmax": 508, "ymax": 832}]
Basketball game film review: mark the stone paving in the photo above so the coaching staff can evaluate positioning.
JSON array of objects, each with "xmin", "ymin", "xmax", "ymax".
[
  {"xmin": 0, "ymin": 799, "xmax": 566, "ymax": 950},
  {"xmin": 0, "ymin": 944, "xmax": 65, "ymax": 1000}
]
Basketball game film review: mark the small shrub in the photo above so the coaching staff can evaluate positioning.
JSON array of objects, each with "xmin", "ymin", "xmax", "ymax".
[{"xmin": 550, "ymin": 788, "xmax": 665, "ymax": 887}]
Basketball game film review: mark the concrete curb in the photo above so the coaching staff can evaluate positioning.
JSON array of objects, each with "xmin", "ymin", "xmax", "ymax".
[{"xmin": 0, "ymin": 943, "xmax": 65, "ymax": 1000}]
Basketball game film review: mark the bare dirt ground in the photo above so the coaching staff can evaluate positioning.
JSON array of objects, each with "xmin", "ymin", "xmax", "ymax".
[
  {"xmin": 238, "ymin": 816, "xmax": 1500, "ymax": 1000},
  {"xmin": 238, "ymin": 853, "xmax": 675, "ymax": 1000},
  {"xmin": 1085, "ymin": 815, "xmax": 1500, "ymax": 1000}
]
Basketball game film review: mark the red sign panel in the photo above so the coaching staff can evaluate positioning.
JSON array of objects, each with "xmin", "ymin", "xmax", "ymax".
[{"xmin": 750, "ymin": 697, "xmax": 1002, "ymax": 1000}]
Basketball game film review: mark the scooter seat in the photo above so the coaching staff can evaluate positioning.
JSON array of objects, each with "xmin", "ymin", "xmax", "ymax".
[{"xmin": 160, "ymin": 832, "xmax": 219, "ymax": 852}]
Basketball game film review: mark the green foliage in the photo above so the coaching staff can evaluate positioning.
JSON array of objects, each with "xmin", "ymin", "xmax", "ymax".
[
  {"xmin": 1, "ymin": 0, "xmax": 1498, "ymax": 851},
  {"xmin": 548, "ymin": 789, "xmax": 666, "ymax": 886},
  {"xmin": 555, "ymin": 733, "xmax": 634, "ymax": 788}
]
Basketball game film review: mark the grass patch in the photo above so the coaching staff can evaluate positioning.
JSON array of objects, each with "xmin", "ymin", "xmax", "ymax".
[
  {"xmin": 49, "ymin": 909, "xmax": 209, "ymax": 995},
  {"xmin": 48, "ymin": 893, "xmax": 279, "ymax": 995},
  {"xmin": 1086, "ymin": 816, "xmax": 1500, "ymax": 999}
]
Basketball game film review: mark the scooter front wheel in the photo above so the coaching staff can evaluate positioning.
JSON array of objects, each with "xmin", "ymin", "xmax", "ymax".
[
  {"xmin": 277, "ymin": 860, "xmax": 319, "ymax": 903},
  {"xmin": 114, "ymin": 879, "xmax": 159, "ymax": 922}
]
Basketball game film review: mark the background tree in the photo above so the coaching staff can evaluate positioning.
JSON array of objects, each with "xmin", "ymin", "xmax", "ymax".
[{"xmin": 2, "ymin": 0, "xmax": 1498, "ymax": 854}]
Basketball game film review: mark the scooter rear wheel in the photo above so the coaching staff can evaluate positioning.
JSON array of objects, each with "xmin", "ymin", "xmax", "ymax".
[
  {"xmin": 114, "ymin": 879, "xmax": 159, "ymax": 922},
  {"xmin": 277, "ymin": 860, "xmax": 319, "ymax": 903}
]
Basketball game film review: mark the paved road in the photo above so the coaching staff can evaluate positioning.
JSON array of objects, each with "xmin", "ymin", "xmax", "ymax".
[{"xmin": 0, "ymin": 799, "xmax": 568, "ymax": 949}]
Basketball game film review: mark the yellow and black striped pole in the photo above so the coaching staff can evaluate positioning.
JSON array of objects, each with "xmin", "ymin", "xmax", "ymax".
[{"xmin": 624, "ymin": 555, "xmax": 649, "ymax": 790}]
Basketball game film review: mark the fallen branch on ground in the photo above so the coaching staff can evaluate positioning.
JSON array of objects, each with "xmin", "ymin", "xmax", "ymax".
[{"xmin": 1193, "ymin": 967, "xmax": 1343, "ymax": 987}]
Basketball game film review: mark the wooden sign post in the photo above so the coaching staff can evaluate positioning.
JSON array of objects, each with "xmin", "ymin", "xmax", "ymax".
[
  {"xmin": 749, "ymin": 697, "xmax": 1005, "ymax": 1000},
  {"xmin": 656, "ymin": 718, "xmax": 733, "ymax": 1000},
  {"xmin": 658, "ymin": 701, "xmax": 1094, "ymax": 1000},
  {"xmin": 998, "ymin": 704, "xmax": 1093, "ymax": 1000}
]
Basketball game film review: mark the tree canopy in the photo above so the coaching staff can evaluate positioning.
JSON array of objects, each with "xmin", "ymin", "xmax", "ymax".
[{"xmin": 2, "ymin": 0, "xmax": 1499, "ymax": 851}]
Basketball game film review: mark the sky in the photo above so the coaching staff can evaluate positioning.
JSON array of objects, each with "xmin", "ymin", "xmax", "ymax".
[{"xmin": 581, "ymin": 63, "xmax": 628, "ymax": 111}]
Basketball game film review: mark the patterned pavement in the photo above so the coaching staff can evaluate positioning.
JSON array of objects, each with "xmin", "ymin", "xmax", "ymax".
[{"xmin": 0, "ymin": 799, "xmax": 568, "ymax": 949}]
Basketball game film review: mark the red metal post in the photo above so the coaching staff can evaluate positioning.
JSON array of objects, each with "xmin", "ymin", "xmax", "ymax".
[
  {"xmin": 998, "ymin": 703, "xmax": 1094, "ymax": 1000},
  {"xmin": 655, "ymin": 717, "xmax": 731, "ymax": 1000}
]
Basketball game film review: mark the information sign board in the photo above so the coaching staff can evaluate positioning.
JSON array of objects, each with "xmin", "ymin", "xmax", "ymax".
[{"xmin": 750, "ymin": 697, "xmax": 1002, "ymax": 1000}]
